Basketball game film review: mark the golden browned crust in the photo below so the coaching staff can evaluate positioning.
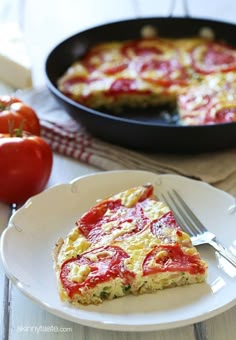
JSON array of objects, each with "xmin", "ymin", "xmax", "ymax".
[{"xmin": 52, "ymin": 238, "xmax": 64, "ymax": 271}]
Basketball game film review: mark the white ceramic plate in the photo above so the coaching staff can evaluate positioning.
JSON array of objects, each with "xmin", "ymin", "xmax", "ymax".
[{"xmin": 1, "ymin": 170, "xmax": 236, "ymax": 331}]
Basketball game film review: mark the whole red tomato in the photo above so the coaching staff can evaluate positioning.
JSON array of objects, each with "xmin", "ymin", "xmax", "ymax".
[
  {"xmin": 0, "ymin": 96, "xmax": 41, "ymax": 135},
  {"xmin": 0, "ymin": 131, "xmax": 53, "ymax": 204}
]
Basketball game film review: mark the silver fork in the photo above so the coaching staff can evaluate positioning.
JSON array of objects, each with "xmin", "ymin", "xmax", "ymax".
[{"xmin": 159, "ymin": 189, "xmax": 236, "ymax": 268}]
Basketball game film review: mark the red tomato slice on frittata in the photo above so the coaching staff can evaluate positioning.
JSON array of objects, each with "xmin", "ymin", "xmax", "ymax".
[
  {"xmin": 60, "ymin": 245, "xmax": 134, "ymax": 298},
  {"xmin": 191, "ymin": 42, "xmax": 236, "ymax": 74},
  {"xmin": 143, "ymin": 244, "xmax": 205, "ymax": 276}
]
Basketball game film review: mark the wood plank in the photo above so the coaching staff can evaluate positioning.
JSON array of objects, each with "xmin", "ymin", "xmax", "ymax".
[
  {"xmin": 0, "ymin": 203, "xmax": 12, "ymax": 340},
  {"xmin": 205, "ymin": 306, "xmax": 236, "ymax": 340}
]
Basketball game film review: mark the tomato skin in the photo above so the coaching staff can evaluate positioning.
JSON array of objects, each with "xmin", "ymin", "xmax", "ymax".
[
  {"xmin": 191, "ymin": 43, "xmax": 236, "ymax": 74},
  {"xmin": 60, "ymin": 245, "xmax": 134, "ymax": 298},
  {"xmin": 0, "ymin": 96, "xmax": 41, "ymax": 136},
  {"xmin": 143, "ymin": 244, "xmax": 206, "ymax": 276},
  {"xmin": 150, "ymin": 211, "xmax": 180, "ymax": 236},
  {"xmin": 77, "ymin": 198, "xmax": 150, "ymax": 243},
  {"xmin": 0, "ymin": 133, "xmax": 53, "ymax": 204}
]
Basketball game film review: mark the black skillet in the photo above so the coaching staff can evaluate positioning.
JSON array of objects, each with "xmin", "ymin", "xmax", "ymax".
[{"xmin": 45, "ymin": 16, "xmax": 236, "ymax": 153}]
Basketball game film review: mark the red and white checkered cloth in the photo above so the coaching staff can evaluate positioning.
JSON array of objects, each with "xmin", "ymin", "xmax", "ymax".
[
  {"xmin": 41, "ymin": 120, "xmax": 94, "ymax": 165},
  {"xmin": 17, "ymin": 87, "xmax": 236, "ymax": 189}
]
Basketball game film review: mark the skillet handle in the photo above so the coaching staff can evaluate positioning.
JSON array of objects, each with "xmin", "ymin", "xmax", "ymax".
[{"xmin": 168, "ymin": 0, "xmax": 190, "ymax": 18}]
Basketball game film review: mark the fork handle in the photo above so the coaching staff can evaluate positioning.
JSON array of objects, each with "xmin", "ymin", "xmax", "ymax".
[{"xmin": 209, "ymin": 240, "xmax": 236, "ymax": 267}]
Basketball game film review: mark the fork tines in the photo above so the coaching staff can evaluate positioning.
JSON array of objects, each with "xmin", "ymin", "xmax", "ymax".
[{"xmin": 159, "ymin": 189, "xmax": 204, "ymax": 237}]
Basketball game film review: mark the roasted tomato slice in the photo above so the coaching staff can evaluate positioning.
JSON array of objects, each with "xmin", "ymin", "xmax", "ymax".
[
  {"xmin": 107, "ymin": 78, "xmax": 151, "ymax": 95},
  {"xmin": 60, "ymin": 75, "xmax": 100, "ymax": 88},
  {"xmin": 178, "ymin": 92, "xmax": 212, "ymax": 112},
  {"xmin": 191, "ymin": 42, "xmax": 236, "ymax": 74},
  {"xmin": 60, "ymin": 245, "xmax": 134, "ymax": 298},
  {"xmin": 108, "ymin": 78, "xmax": 137, "ymax": 94},
  {"xmin": 143, "ymin": 244, "xmax": 205, "ymax": 276},
  {"xmin": 206, "ymin": 106, "xmax": 236, "ymax": 124},
  {"xmin": 215, "ymin": 107, "xmax": 236, "ymax": 123},
  {"xmin": 150, "ymin": 211, "xmax": 180, "ymax": 235},
  {"xmin": 139, "ymin": 58, "xmax": 189, "ymax": 87},
  {"xmin": 83, "ymin": 43, "xmax": 123, "ymax": 71},
  {"xmin": 77, "ymin": 198, "xmax": 150, "ymax": 243},
  {"xmin": 102, "ymin": 62, "xmax": 128, "ymax": 75},
  {"xmin": 121, "ymin": 38, "xmax": 174, "ymax": 58},
  {"xmin": 77, "ymin": 185, "xmax": 154, "ymax": 242}
]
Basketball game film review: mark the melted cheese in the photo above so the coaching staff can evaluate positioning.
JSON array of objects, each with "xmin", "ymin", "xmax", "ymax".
[
  {"xmin": 57, "ymin": 229, "xmax": 90, "ymax": 265},
  {"xmin": 68, "ymin": 263, "xmax": 91, "ymax": 283}
]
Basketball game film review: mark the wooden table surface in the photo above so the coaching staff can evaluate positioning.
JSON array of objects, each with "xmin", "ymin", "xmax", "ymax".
[{"xmin": 0, "ymin": 1, "xmax": 236, "ymax": 339}]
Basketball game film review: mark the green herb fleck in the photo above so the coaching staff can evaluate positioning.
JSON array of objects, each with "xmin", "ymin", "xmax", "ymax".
[{"xmin": 123, "ymin": 284, "xmax": 131, "ymax": 293}]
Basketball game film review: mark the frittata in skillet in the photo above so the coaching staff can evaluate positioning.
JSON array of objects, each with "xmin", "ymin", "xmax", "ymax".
[{"xmin": 58, "ymin": 34, "xmax": 236, "ymax": 126}]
